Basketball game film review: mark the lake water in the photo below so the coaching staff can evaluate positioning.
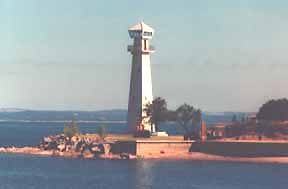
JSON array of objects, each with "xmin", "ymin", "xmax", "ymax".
[
  {"xmin": 0, "ymin": 154, "xmax": 288, "ymax": 189},
  {"xmin": 0, "ymin": 122, "xmax": 182, "ymax": 147},
  {"xmin": 0, "ymin": 122, "xmax": 288, "ymax": 189}
]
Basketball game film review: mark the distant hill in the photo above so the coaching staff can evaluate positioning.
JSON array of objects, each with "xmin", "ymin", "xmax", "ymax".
[
  {"xmin": 202, "ymin": 112, "xmax": 249, "ymax": 125},
  {"xmin": 0, "ymin": 109, "xmax": 127, "ymax": 122},
  {"xmin": 0, "ymin": 109, "xmax": 249, "ymax": 125},
  {"xmin": 0, "ymin": 108, "xmax": 28, "ymax": 113}
]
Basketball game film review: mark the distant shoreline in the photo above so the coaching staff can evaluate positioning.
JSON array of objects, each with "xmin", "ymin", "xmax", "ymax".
[{"xmin": 0, "ymin": 120, "xmax": 126, "ymax": 124}]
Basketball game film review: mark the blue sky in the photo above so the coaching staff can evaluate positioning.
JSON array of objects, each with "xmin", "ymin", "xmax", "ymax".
[{"xmin": 0, "ymin": 0, "xmax": 288, "ymax": 112}]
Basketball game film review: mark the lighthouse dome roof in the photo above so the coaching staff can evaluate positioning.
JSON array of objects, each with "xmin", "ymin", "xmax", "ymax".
[{"xmin": 128, "ymin": 21, "xmax": 154, "ymax": 32}]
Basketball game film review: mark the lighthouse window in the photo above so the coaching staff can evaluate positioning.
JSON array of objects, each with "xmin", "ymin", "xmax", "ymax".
[
  {"xmin": 144, "ymin": 32, "xmax": 152, "ymax": 36},
  {"xmin": 129, "ymin": 31, "xmax": 142, "ymax": 38}
]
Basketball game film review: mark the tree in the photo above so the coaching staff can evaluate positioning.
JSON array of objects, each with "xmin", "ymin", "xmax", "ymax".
[
  {"xmin": 165, "ymin": 110, "xmax": 177, "ymax": 122},
  {"xmin": 257, "ymin": 98, "xmax": 288, "ymax": 121},
  {"xmin": 175, "ymin": 103, "xmax": 201, "ymax": 140},
  {"xmin": 97, "ymin": 124, "xmax": 108, "ymax": 141},
  {"xmin": 63, "ymin": 120, "xmax": 79, "ymax": 139},
  {"xmin": 144, "ymin": 97, "xmax": 168, "ymax": 132}
]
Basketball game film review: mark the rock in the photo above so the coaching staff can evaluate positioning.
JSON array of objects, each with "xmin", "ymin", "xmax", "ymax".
[
  {"xmin": 71, "ymin": 136, "xmax": 79, "ymax": 143},
  {"xmin": 57, "ymin": 144, "xmax": 66, "ymax": 152},
  {"xmin": 46, "ymin": 141, "xmax": 58, "ymax": 150},
  {"xmin": 0, "ymin": 147, "xmax": 6, "ymax": 152},
  {"xmin": 102, "ymin": 143, "xmax": 111, "ymax": 155},
  {"xmin": 43, "ymin": 136, "xmax": 53, "ymax": 143},
  {"xmin": 91, "ymin": 146, "xmax": 100, "ymax": 152},
  {"xmin": 38, "ymin": 134, "xmax": 111, "ymax": 159},
  {"xmin": 91, "ymin": 143, "xmax": 105, "ymax": 155},
  {"xmin": 90, "ymin": 145, "xmax": 102, "ymax": 154},
  {"xmin": 74, "ymin": 140, "xmax": 87, "ymax": 152},
  {"xmin": 120, "ymin": 153, "xmax": 131, "ymax": 159}
]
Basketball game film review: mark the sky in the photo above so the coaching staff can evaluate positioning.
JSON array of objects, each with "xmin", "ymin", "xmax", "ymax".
[{"xmin": 0, "ymin": 0, "xmax": 288, "ymax": 112}]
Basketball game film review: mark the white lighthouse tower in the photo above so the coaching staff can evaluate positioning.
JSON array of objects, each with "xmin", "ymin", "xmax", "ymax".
[{"xmin": 127, "ymin": 21, "xmax": 155, "ymax": 134}]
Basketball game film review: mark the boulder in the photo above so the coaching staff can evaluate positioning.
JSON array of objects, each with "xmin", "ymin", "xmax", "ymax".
[
  {"xmin": 43, "ymin": 136, "xmax": 53, "ymax": 143},
  {"xmin": 120, "ymin": 153, "xmax": 131, "ymax": 159},
  {"xmin": 0, "ymin": 147, "xmax": 6, "ymax": 152},
  {"xmin": 102, "ymin": 143, "xmax": 111, "ymax": 155},
  {"xmin": 57, "ymin": 144, "xmax": 66, "ymax": 152},
  {"xmin": 45, "ymin": 141, "xmax": 58, "ymax": 150},
  {"xmin": 71, "ymin": 136, "xmax": 79, "ymax": 143},
  {"xmin": 39, "ymin": 134, "xmax": 109, "ymax": 159},
  {"xmin": 91, "ymin": 145, "xmax": 102, "ymax": 153}
]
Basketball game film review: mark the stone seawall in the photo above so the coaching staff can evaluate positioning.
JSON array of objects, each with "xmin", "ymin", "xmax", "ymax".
[
  {"xmin": 111, "ymin": 140, "xmax": 193, "ymax": 156},
  {"xmin": 110, "ymin": 141, "xmax": 136, "ymax": 155},
  {"xmin": 111, "ymin": 140, "xmax": 288, "ymax": 158},
  {"xmin": 190, "ymin": 141, "xmax": 288, "ymax": 157},
  {"xmin": 136, "ymin": 141, "xmax": 193, "ymax": 156}
]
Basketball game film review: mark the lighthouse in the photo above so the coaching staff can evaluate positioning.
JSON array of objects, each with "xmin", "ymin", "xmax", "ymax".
[{"xmin": 127, "ymin": 21, "xmax": 155, "ymax": 134}]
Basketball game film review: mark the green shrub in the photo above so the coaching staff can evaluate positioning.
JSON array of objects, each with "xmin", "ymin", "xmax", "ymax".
[
  {"xmin": 97, "ymin": 124, "xmax": 107, "ymax": 140},
  {"xmin": 64, "ymin": 120, "xmax": 79, "ymax": 139}
]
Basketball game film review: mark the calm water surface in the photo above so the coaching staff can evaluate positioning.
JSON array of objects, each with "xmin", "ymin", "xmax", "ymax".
[
  {"xmin": 0, "ymin": 154, "xmax": 287, "ymax": 189},
  {"xmin": 0, "ymin": 122, "xmax": 180, "ymax": 147}
]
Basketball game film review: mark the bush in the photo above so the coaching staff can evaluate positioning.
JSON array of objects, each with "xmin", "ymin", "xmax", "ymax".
[
  {"xmin": 257, "ymin": 98, "xmax": 288, "ymax": 121},
  {"xmin": 97, "ymin": 124, "xmax": 108, "ymax": 140},
  {"xmin": 64, "ymin": 120, "xmax": 79, "ymax": 139}
]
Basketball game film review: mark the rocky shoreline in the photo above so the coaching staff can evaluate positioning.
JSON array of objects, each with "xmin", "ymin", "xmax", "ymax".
[
  {"xmin": 0, "ymin": 146, "xmax": 127, "ymax": 159},
  {"xmin": 38, "ymin": 134, "xmax": 135, "ymax": 159},
  {"xmin": 0, "ymin": 133, "xmax": 131, "ymax": 159}
]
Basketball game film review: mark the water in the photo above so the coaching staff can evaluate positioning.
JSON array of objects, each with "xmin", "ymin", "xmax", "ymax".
[
  {"xmin": 0, "ymin": 122, "xmax": 288, "ymax": 188},
  {"xmin": 0, "ymin": 122, "xmax": 181, "ymax": 147},
  {"xmin": 0, "ymin": 122, "xmax": 130, "ymax": 147},
  {"xmin": 0, "ymin": 154, "xmax": 287, "ymax": 189}
]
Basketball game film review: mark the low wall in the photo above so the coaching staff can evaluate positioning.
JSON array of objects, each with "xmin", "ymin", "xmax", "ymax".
[
  {"xmin": 136, "ymin": 141, "xmax": 193, "ymax": 156},
  {"xmin": 111, "ymin": 140, "xmax": 193, "ymax": 156},
  {"xmin": 190, "ymin": 141, "xmax": 288, "ymax": 157},
  {"xmin": 111, "ymin": 140, "xmax": 288, "ymax": 157},
  {"xmin": 110, "ymin": 141, "xmax": 136, "ymax": 155}
]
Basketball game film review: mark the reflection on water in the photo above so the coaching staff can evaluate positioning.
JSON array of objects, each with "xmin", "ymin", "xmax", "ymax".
[{"xmin": 135, "ymin": 161, "xmax": 155, "ymax": 189}]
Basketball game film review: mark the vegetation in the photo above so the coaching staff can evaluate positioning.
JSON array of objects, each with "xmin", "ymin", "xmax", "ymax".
[
  {"xmin": 224, "ymin": 98, "xmax": 288, "ymax": 139},
  {"xmin": 144, "ymin": 97, "xmax": 168, "ymax": 132},
  {"xmin": 225, "ymin": 121, "xmax": 257, "ymax": 138},
  {"xmin": 144, "ymin": 97, "xmax": 203, "ymax": 139},
  {"xmin": 96, "ymin": 124, "xmax": 108, "ymax": 140},
  {"xmin": 63, "ymin": 120, "xmax": 79, "ymax": 139},
  {"xmin": 257, "ymin": 98, "xmax": 288, "ymax": 121},
  {"xmin": 225, "ymin": 119, "xmax": 288, "ymax": 140},
  {"xmin": 175, "ymin": 103, "xmax": 202, "ymax": 140}
]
